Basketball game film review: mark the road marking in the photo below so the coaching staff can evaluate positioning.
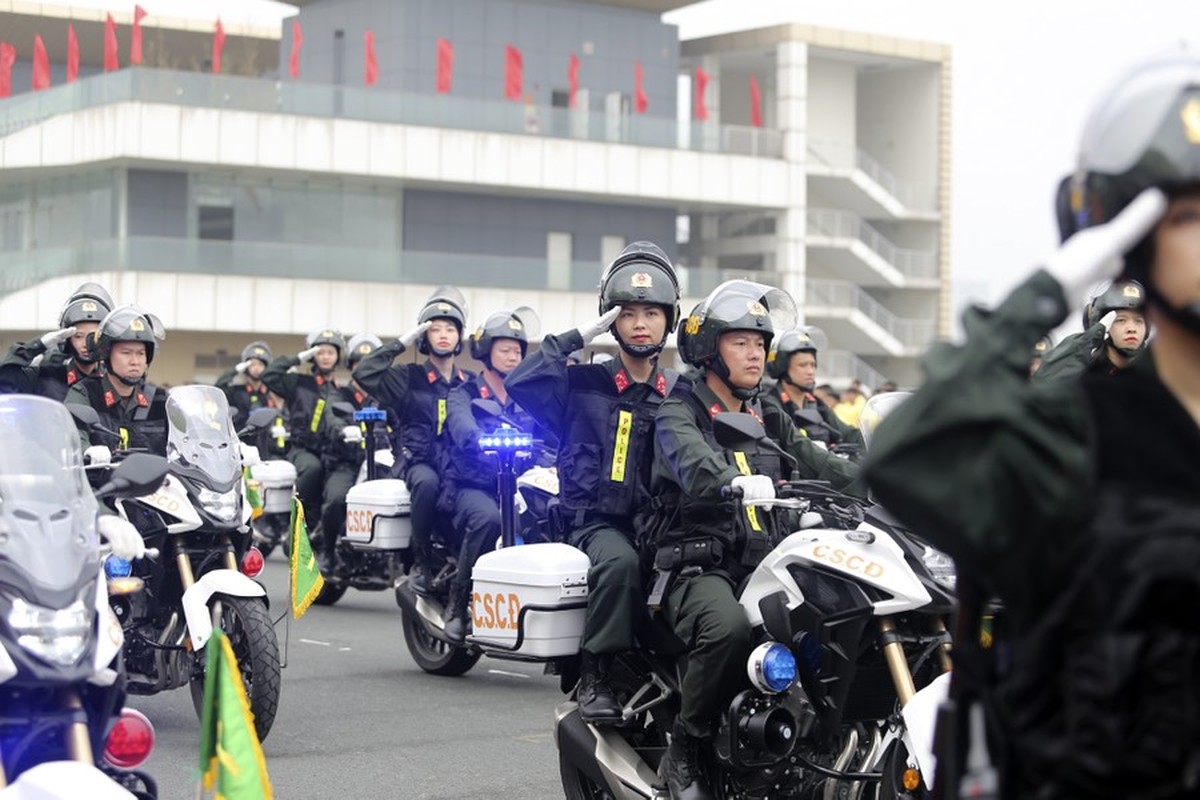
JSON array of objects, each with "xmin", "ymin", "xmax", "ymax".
[
  {"xmin": 301, "ymin": 638, "xmax": 331, "ymax": 646},
  {"xmin": 338, "ymin": 647, "xmax": 352, "ymax": 652},
  {"xmin": 515, "ymin": 733, "xmax": 553, "ymax": 743},
  {"xmin": 488, "ymin": 668, "xmax": 530, "ymax": 679}
]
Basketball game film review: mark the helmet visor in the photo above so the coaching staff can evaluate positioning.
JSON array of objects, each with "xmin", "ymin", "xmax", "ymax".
[
  {"xmin": 101, "ymin": 306, "xmax": 166, "ymax": 342},
  {"xmin": 699, "ymin": 281, "xmax": 798, "ymax": 333},
  {"xmin": 424, "ymin": 286, "xmax": 469, "ymax": 323}
]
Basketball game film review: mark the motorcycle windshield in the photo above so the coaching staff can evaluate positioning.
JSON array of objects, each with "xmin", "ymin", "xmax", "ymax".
[
  {"xmin": 0, "ymin": 396, "xmax": 98, "ymax": 596},
  {"xmin": 165, "ymin": 386, "xmax": 241, "ymax": 488},
  {"xmin": 857, "ymin": 391, "xmax": 912, "ymax": 450}
]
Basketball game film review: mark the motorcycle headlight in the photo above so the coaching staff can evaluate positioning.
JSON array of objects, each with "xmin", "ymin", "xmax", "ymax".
[
  {"xmin": 747, "ymin": 642, "xmax": 798, "ymax": 694},
  {"xmin": 922, "ymin": 546, "xmax": 957, "ymax": 591},
  {"xmin": 199, "ymin": 487, "xmax": 241, "ymax": 522},
  {"xmin": 9, "ymin": 597, "xmax": 91, "ymax": 666}
]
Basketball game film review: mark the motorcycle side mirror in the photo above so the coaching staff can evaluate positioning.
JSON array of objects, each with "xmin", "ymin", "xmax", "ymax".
[
  {"xmin": 228, "ymin": 407, "xmax": 242, "ymax": 423},
  {"xmin": 713, "ymin": 412, "xmax": 801, "ymax": 481},
  {"xmin": 330, "ymin": 401, "xmax": 357, "ymax": 418},
  {"xmin": 97, "ymin": 453, "xmax": 169, "ymax": 499},
  {"xmin": 471, "ymin": 398, "xmax": 505, "ymax": 422},
  {"xmin": 794, "ymin": 408, "xmax": 827, "ymax": 429},
  {"xmin": 67, "ymin": 403, "xmax": 101, "ymax": 428},
  {"xmin": 243, "ymin": 407, "xmax": 278, "ymax": 431}
]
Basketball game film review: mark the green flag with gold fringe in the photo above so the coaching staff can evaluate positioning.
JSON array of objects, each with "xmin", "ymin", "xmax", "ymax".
[
  {"xmin": 243, "ymin": 466, "xmax": 264, "ymax": 520},
  {"xmin": 289, "ymin": 497, "xmax": 324, "ymax": 618},
  {"xmin": 198, "ymin": 627, "xmax": 272, "ymax": 800}
]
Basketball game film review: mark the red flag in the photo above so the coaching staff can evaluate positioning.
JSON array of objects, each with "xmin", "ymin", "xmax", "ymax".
[
  {"xmin": 436, "ymin": 37, "xmax": 453, "ymax": 94},
  {"xmin": 634, "ymin": 60, "xmax": 647, "ymax": 114},
  {"xmin": 212, "ymin": 18, "xmax": 226, "ymax": 74},
  {"xmin": 67, "ymin": 24, "xmax": 80, "ymax": 83},
  {"xmin": 567, "ymin": 53, "xmax": 579, "ymax": 107},
  {"xmin": 104, "ymin": 14, "xmax": 118, "ymax": 71},
  {"xmin": 0, "ymin": 43, "xmax": 13, "ymax": 99},
  {"xmin": 131, "ymin": 5, "xmax": 148, "ymax": 65},
  {"xmin": 504, "ymin": 45, "xmax": 522, "ymax": 100},
  {"xmin": 364, "ymin": 29, "xmax": 378, "ymax": 86},
  {"xmin": 694, "ymin": 67, "xmax": 710, "ymax": 121},
  {"xmin": 32, "ymin": 34, "xmax": 50, "ymax": 91},
  {"xmin": 288, "ymin": 20, "xmax": 303, "ymax": 78},
  {"xmin": 749, "ymin": 74, "xmax": 762, "ymax": 128}
]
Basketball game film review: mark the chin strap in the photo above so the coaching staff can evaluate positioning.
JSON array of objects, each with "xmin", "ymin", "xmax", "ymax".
[
  {"xmin": 111, "ymin": 371, "xmax": 141, "ymax": 388},
  {"xmin": 709, "ymin": 358, "xmax": 760, "ymax": 401}
]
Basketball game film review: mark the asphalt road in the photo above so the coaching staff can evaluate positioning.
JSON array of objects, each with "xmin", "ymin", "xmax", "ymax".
[{"xmin": 136, "ymin": 550, "xmax": 568, "ymax": 800}]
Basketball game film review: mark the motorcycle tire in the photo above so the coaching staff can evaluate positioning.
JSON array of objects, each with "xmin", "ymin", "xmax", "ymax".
[
  {"xmin": 313, "ymin": 581, "xmax": 348, "ymax": 606},
  {"xmin": 256, "ymin": 537, "xmax": 277, "ymax": 559},
  {"xmin": 399, "ymin": 606, "xmax": 481, "ymax": 677},
  {"xmin": 559, "ymin": 746, "xmax": 621, "ymax": 800},
  {"xmin": 190, "ymin": 594, "xmax": 282, "ymax": 742}
]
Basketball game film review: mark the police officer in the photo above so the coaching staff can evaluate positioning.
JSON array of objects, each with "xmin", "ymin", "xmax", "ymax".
[
  {"xmin": 65, "ymin": 305, "xmax": 168, "ymax": 456},
  {"xmin": 216, "ymin": 341, "xmax": 277, "ymax": 421},
  {"xmin": 645, "ymin": 280, "xmax": 863, "ymax": 800},
  {"xmin": 508, "ymin": 242, "xmax": 686, "ymax": 724},
  {"xmin": 440, "ymin": 307, "xmax": 552, "ymax": 643},
  {"xmin": 864, "ymin": 54, "xmax": 1200, "ymax": 800},
  {"xmin": 260, "ymin": 328, "xmax": 349, "ymax": 533},
  {"xmin": 0, "ymin": 282, "xmax": 114, "ymax": 399},
  {"xmin": 1036, "ymin": 279, "xmax": 1150, "ymax": 380},
  {"xmin": 764, "ymin": 326, "xmax": 862, "ymax": 448},
  {"xmin": 353, "ymin": 287, "xmax": 474, "ymax": 593}
]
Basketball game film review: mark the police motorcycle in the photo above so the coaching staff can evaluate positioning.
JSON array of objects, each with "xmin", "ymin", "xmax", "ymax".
[
  {"xmin": 76, "ymin": 386, "xmax": 283, "ymax": 742},
  {"xmin": 394, "ymin": 398, "xmax": 565, "ymax": 677},
  {"xmin": 553, "ymin": 394, "xmax": 956, "ymax": 800},
  {"xmin": 0, "ymin": 396, "xmax": 167, "ymax": 799}
]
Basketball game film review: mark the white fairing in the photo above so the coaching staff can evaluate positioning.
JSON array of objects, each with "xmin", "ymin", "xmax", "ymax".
[
  {"xmin": 92, "ymin": 570, "xmax": 123, "ymax": 676},
  {"xmin": 0, "ymin": 638, "xmax": 16, "ymax": 685},
  {"xmin": 902, "ymin": 671, "xmax": 951, "ymax": 790},
  {"xmin": 740, "ymin": 523, "xmax": 932, "ymax": 626},
  {"xmin": 0, "ymin": 761, "xmax": 136, "ymax": 799},
  {"xmin": 516, "ymin": 465, "xmax": 559, "ymax": 497},
  {"xmin": 121, "ymin": 475, "xmax": 202, "ymax": 533},
  {"xmin": 180, "ymin": 570, "xmax": 267, "ymax": 650}
]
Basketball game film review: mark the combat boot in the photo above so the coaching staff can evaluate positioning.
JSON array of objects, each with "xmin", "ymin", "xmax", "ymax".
[
  {"xmin": 577, "ymin": 650, "xmax": 623, "ymax": 724},
  {"xmin": 443, "ymin": 586, "xmax": 470, "ymax": 644},
  {"xmin": 658, "ymin": 720, "xmax": 714, "ymax": 800}
]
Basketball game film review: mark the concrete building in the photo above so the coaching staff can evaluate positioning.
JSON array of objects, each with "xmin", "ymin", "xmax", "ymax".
[{"xmin": 0, "ymin": 0, "xmax": 949, "ymax": 389}]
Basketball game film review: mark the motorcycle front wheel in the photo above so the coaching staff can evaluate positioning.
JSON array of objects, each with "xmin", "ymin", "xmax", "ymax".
[
  {"xmin": 560, "ymin": 748, "xmax": 621, "ymax": 800},
  {"xmin": 399, "ymin": 607, "xmax": 480, "ymax": 676},
  {"xmin": 190, "ymin": 594, "xmax": 282, "ymax": 741}
]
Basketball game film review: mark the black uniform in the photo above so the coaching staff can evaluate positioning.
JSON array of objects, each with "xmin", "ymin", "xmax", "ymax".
[
  {"xmin": 864, "ymin": 270, "xmax": 1200, "ymax": 799},
  {"xmin": 507, "ymin": 329, "xmax": 685, "ymax": 654},
  {"xmin": 645, "ymin": 380, "xmax": 863, "ymax": 739},
  {"xmin": 764, "ymin": 381, "xmax": 862, "ymax": 447},
  {"xmin": 0, "ymin": 340, "xmax": 101, "ymax": 400},
  {"xmin": 216, "ymin": 368, "xmax": 287, "ymax": 459},
  {"xmin": 260, "ymin": 355, "xmax": 352, "ymax": 527},
  {"xmin": 65, "ymin": 373, "xmax": 169, "ymax": 456},
  {"xmin": 353, "ymin": 342, "xmax": 473, "ymax": 568}
]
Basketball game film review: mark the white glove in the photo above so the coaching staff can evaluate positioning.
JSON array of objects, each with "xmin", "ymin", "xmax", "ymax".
[
  {"xmin": 239, "ymin": 442, "xmax": 262, "ymax": 467},
  {"xmin": 578, "ymin": 307, "xmax": 621, "ymax": 345},
  {"xmin": 297, "ymin": 346, "xmax": 321, "ymax": 363},
  {"xmin": 341, "ymin": 425, "xmax": 363, "ymax": 444},
  {"xmin": 40, "ymin": 326, "xmax": 76, "ymax": 350},
  {"xmin": 398, "ymin": 321, "xmax": 432, "ymax": 350},
  {"xmin": 84, "ymin": 445, "xmax": 112, "ymax": 467},
  {"xmin": 235, "ymin": 359, "xmax": 253, "ymax": 374},
  {"xmin": 730, "ymin": 474, "xmax": 776, "ymax": 503},
  {"xmin": 1045, "ymin": 187, "xmax": 1166, "ymax": 305},
  {"xmin": 269, "ymin": 424, "xmax": 289, "ymax": 440},
  {"xmin": 98, "ymin": 515, "xmax": 146, "ymax": 561}
]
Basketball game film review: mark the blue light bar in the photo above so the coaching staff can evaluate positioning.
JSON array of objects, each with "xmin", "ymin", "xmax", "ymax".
[
  {"xmin": 104, "ymin": 554, "xmax": 133, "ymax": 579},
  {"xmin": 477, "ymin": 425, "xmax": 532, "ymax": 451},
  {"xmin": 354, "ymin": 408, "xmax": 388, "ymax": 423}
]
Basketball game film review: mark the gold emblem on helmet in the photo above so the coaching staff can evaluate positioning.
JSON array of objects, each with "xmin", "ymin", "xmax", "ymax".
[
  {"xmin": 1183, "ymin": 98, "xmax": 1200, "ymax": 144},
  {"xmin": 1122, "ymin": 284, "xmax": 1142, "ymax": 299},
  {"xmin": 129, "ymin": 318, "xmax": 145, "ymax": 332},
  {"xmin": 747, "ymin": 301, "xmax": 767, "ymax": 316},
  {"xmin": 82, "ymin": 301, "xmax": 97, "ymax": 312},
  {"xmin": 684, "ymin": 315, "xmax": 701, "ymax": 335},
  {"xmin": 357, "ymin": 344, "xmax": 372, "ymax": 354},
  {"xmin": 507, "ymin": 319, "xmax": 523, "ymax": 330},
  {"xmin": 1034, "ymin": 340, "xmax": 1050, "ymax": 353},
  {"xmin": 322, "ymin": 330, "xmax": 334, "ymax": 338},
  {"xmin": 630, "ymin": 272, "xmax": 653, "ymax": 289},
  {"xmin": 436, "ymin": 302, "xmax": 451, "ymax": 311}
]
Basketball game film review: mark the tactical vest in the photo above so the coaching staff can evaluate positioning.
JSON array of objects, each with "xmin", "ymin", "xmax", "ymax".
[
  {"xmin": 443, "ymin": 378, "xmax": 542, "ymax": 493},
  {"xmin": 394, "ymin": 362, "xmax": 471, "ymax": 474},
  {"xmin": 771, "ymin": 384, "xmax": 834, "ymax": 444},
  {"xmin": 557, "ymin": 365, "xmax": 679, "ymax": 525},
  {"xmin": 77, "ymin": 378, "xmax": 169, "ymax": 455},
  {"xmin": 226, "ymin": 380, "xmax": 275, "ymax": 423},
  {"xmin": 284, "ymin": 373, "xmax": 344, "ymax": 454},
  {"xmin": 996, "ymin": 366, "xmax": 1200, "ymax": 799}
]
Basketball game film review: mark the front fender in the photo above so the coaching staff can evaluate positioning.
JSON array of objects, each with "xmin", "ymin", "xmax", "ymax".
[
  {"xmin": 0, "ymin": 761, "xmax": 136, "ymax": 799},
  {"xmin": 181, "ymin": 569, "xmax": 267, "ymax": 651},
  {"xmin": 900, "ymin": 671, "xmax": 951, "ymax": 790}
]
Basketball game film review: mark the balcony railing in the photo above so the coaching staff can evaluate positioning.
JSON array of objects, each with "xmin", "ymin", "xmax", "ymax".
[
  {"xmin": 822, "ymin": 350, "xmax": 891, "ymax": 391},
  {"xmin": 806, "ymin": 279, "xmax": 935, "ymax": 348},
  {"xmin": 806, "ymin": 139, "xmax": 936, "ymax": 211},
  {"xmin": 0, "ymin": 68, "xmax": 783, "ymax": 158},
  {"xmin": 806, "ymin": 208, "xmax": 938, "ymax": 279}
]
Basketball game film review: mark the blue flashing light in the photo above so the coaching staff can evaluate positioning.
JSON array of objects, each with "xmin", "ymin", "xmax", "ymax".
[
  {"xmin": 354, "ymin": 408, "xmax": 387, "ymax": 423},
  {"xmin": 477, "ymin": 427, "xmax": 532, "ymax": 452},
  {"xmin": 104, "ymin": 555, "xmax": 133, "ymax": 579},
  {"xmin": 761, "ymin": 642, "xmax": 798, "ymax": 693}
]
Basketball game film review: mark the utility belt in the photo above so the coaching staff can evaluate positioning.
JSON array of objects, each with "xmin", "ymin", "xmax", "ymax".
[
  {"xmin": 550, "ymin": 506, "xmax": 629, "ymax": 540},
  {"xmin": 646, "ymin": 536, "xmax": 726, "ymax": 611}
]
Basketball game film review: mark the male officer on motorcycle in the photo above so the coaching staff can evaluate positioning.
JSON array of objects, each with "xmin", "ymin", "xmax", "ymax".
[
  {"xmin": 1036, "ymin": 279, "xmax": 1150, "ymax": 381},
  {"xmin": 763, "ymin": 326, "xmax": 862, "ymax": 449},
  {"xmin": 353, "ymin": 288, "xmax": 474, "ymax": 593},
  {"xmin": 216, "ymin": 341, "xmax": 277, "ymax": 420},
  {"xmin": 65, "ymin": 305, "xmax": 169, "ymax": 456},
  {"xmin": 864, "ymin": 54, "xmax": 1200, "ymax": 800},
  {"xmin": 0, "ymin": 282, "xmax": 114, "ymax": 399},
  {"xmin": 508, "ymin": 241, "xmax": 687, "ymax": 724},
  {"xmin": 644, "ymin": 280, "xmax": 863, "ymax": 800},
  {"xmin": 261, "ymin": 328, "xmax": 352, "ymax": 536},
  {"xmin": 440, "ymin": 307, "xmax": 553, "ymax": 644}
]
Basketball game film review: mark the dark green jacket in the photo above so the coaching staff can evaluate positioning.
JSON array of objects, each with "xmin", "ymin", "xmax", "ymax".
[{"xmin": 764, "ymin": 381, "xmax": 863, "ymax": 447}]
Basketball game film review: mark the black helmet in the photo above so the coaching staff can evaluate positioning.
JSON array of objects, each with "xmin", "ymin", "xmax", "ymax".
[
  {"xmin": 417, "ymin": 286, "xmax": 468, "ymax": 356},
  {"xmin": 1032, "ymin": 335, "xmax": 1055, "ymax": 358},
  {"xmin": 1085, "ymin": 280, "xmax": 1149, "ymax": 358},
  {"xmin": 679, "ymin": 281, "xmax": 798, "ymax": 400},
  {"xmin": 597, "ymin": 242, "xmax": 681, "ymax": 357},
  {"xmin": 306, "ymin": 328, "xmax": 345, "ymax": 354},
  {"xmin": 59, "ymin": 282, "xmax": 114, "ymax": 328},
  {"xmin": 1056, "ymin": 54, "xmax": 1200, "ymax": 331},
  {"xmin": 90, "ymin": 305, "xmax": 165, "ymax": 380},
  {"xmin": 469, "ymin": 307, "xmax": 539, "ymax": 373},
  {"xmin": 766, "ymin": 326, "xmax": 828, "ymax": 381},
  {"xmin": 241, "ymin": 340, "xmax": 272, "ymax": 366},
  {"xmin": 345, "ymin": 333, "xmax": 383, "ymax": 369}
]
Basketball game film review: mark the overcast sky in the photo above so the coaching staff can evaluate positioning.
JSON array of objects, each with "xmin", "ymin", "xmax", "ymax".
[{"xmin": 63, "ymin": 0, "xmax": 1196, "ymax": 315}]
